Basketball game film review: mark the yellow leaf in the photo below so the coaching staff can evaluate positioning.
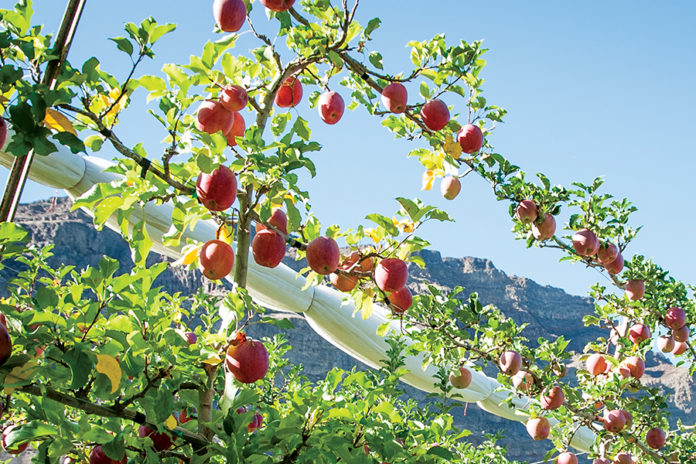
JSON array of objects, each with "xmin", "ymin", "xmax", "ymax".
[
  {"xmin": 173, "ymin": 244, "xmax": 200, "ymax": 267},
  {"xmin": 421, "ymin": 170, "xmax": 435, "ymax": 191},
  {"xmin": 164, "ymin": 415, "xmax": 177, "ymax": 430},
  {"xmin": 3, "ymin": 361, "xmax": 39, "ymax": 394},
  {"xmin": 43, "ymin": 109, "xmax": 77, "ymax": 135},
  {"xmin": 361, "ymin": 297, "xmax": 373, "ymax": 320},
  {"xmin": 394, "ymin": 219, "xmax": 414, "ymax": 234},
  {"xmin": 443, "ymin": 134, "xmax": 462, "ymax": 159},
  {"xmin": 217, "ymin": 224, "xmax": 234, "ymax": 245},
  {"xmin": 203, "ymin": 355, "xmax": 223, "ymax": 366},
  {"xmin": 364, "ymin": 228, "xmax": 381, "ymax": 244},
  {"xmin": 96, "ymin": 354, "xmax": 122, "ymax": 394}
]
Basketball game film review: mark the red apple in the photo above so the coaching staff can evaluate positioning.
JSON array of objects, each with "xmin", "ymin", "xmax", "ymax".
[
  {"xmin": 388, "ymin": 286, "xmax": 412, "ymax": 314},
  {"xmin": 0, "ymin": 313, "xmax": 6, "ymax": 329},
  {"xmin": 586, "ymin": 353, "xmax": 608, "ymax": 376},
  {"xmin": 602, "ymin": 409, "xmax": 625, "ymax": 433},
  {"xmin": 381, "ymin": 82, "xmax": 407, "ymax": 113},
  {"xmin": 512, "ymin": 370, "xmax": 534, "ymax": 392},
  {"xmin": 613, "ymin": 453, "xmax": 633, "ymax": 464},
  {"xmin": 275, "ymin": 76, "xmax": 302, "ymax": 108},
  {"xmin": 449, "ymin": 367, "xmax": 472, "ymax": 389},
  {"xmin": 374, "ymin": 258, "xmax": 408, "ymax": 292},
  {"xmin": 440, "ymin": 176, "xmax": 461, "ymax": 200},
  {"xmin": 597, "ymin": 243, "xmax": 619, "ymax": 264},
  {"xmin": 646, "ymin": 427, "xmax": 666, "ymax": 450},
  {"xmin": 540, "ymin": 385, "xmax": 564, "ymax": 410},
  {"xmin": 628, "ymin": 323, "xmax": 651, "ymax": 344},
  {"xmin": 624, "ymin": 279, "xmax": 645, "ymax": 301},
  {"xmin": 89, "ymin": 445, "xmax": 126, "ymax": 464},
  {"xmin": 225, "ymin": 111, "xmax": 246, "ymax": 147},
  {"xmin": 526, "ymin": 417, "xmax": 550, "ymax": 441},
  {"xmin": 672, "ymin": 341, "xmax": 687, "ymax": 355},
  {"xmin": 593, "ymin": 459, "xmax": 611, "ymax": 464},
  {"xmin": 139, "ymin": 425, "xmax": 173, "ymax": 451},
  {"xmin": 557, "ymin": 452, "xmax": 578, "ymax": 464},
  {"xmin": 259, "ymin": 0, "xmax": 295, "ymax": 11},
  {"xmin": 603, "ymin": 252, "xmax": 624, "ymax": 275},
  {"xmin": 213, "ymin": 0, "xmax": 247, "ymax": 32},
  {"xmin": 185, "ymin": 332, "xmax": 197, "ymax": 345},
  {"xmin": 358, "ymin": 255, "xmax": 374, "ymax": 273},
  {"xmin": 255, "ymin": 208, "xmax": 288, "ymax": 235},
  {"xmin": 498, "ymin": 350, "xmax": 522, "ymax": 376},
  {"xmin": 1, "ymin": 426, "xmax": 27, "ymax": 455},
  {"xmin": 657, "ymin": 335, "xmax": 675, "ymax": 353},
  {"xmin": 329, "ymin": 271, "xmax": 358, "ymax": 293},
  {"xmin": 456, "ymin": 124, "xmax": 484, "ymax": 154},
  {"xmin": 252, "ymin": 229, "xmax": 286, "ymax": 268},
  {"xmin": 420, "ymin": 99, "xmax": 449, "ymax": 131},
  {"xmin": 672, "ymin": 325, "xmax": 689, "ymax": 343},
  {"xmin": 515, "ymin": 200, "xmax": 538, "ymax": 224},
  {"xmin": 572, "ymin": 229, "xmax": 599, "ymax": 256},
  {"xmin": 317, "ymin": 91, "xmax": 344, "ymax": 125},
  {"xmin": 198, "ymin": 239, "xmax": 235, "ymax": 280},
  {"xmin": 619, "ymin": 410, "xmax": 632, "ymax": 429},
  {"xmin": 664, "ymin": 307, "xmax": 686, "ymax": 330},
  {"xmin": 619, "ymin": 356, "xmax": 644, "ymax": 379},
  {"xmin": 532, "ymin": 214, "xmax": 556, "ymax": 241},
  {"xmin": 196, "ymin": 165, "xmax": 237, "ymax": 211},
  {"xmin": 195, "ymin": 100, "xmax": 234, "ymax": 135},
  {"xmin": 225, "ymin": 333, "xmax": 269, "ymax": 383},
  {"xmin": 0, "ymin": 118, "xmax": 6, "ymax": 150},
  {"xmin": 0, "ymin": 322, "xmax": 11, "ymax": 366},
  {"xmin": 220, "ymin": 85, "xmax": 248, "ymax": 112},
  {"xmin": 305, "ymin": 236, "xmax": 340, "ymax": 275}
]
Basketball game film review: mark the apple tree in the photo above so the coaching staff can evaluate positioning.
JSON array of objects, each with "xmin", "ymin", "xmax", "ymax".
[{"xmin": 0, "ymin": 0, "xmax": 694, "ymax": 463}]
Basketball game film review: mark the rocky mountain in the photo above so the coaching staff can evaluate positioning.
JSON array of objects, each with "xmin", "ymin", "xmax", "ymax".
[{"xmin": 1, "ymin": 197, "xmax": 694, "ymax": 464}]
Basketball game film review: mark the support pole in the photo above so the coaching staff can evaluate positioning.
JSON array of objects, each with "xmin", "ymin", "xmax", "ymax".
[{"xmin": 0, "ymin": 0, "xmax": 87, "ymax": 223}]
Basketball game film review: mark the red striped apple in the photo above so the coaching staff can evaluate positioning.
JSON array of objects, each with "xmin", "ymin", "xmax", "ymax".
[
  {"xmin": 381, "ymin": 82, "xmax": 407, "ymax": 113},
  {"xmin": 225, "ymin": 111, "xmax": 245, "ymax": 147},
  {"xmin": 213, "ymin": 0, "xmax": 247, "ymax": 32},
  {"xmin": 89, "ymin": 445, "xmax": 126, "ymax": 464},
  {"xmin": 440, "ymin": 176, "xmax": 461, "ymax": 200},
  {"xmin": 374, "ymin": 258, "xmax": 408, "ymax": 292},
  {"xmin": 515, "ymin": 200, "xmax": 537, "ymax": 224},
  {"xmin": 275, "ymin": 76, "xmax": 302, "ymax": 108},
  {"xmin": 256, "ymin": 208, "xmax": 288, "ymax": 235},
  {"xmin": 252, "ymin": 229, "xmax": 286, "ymax": 268},
  {"xmin": 646, "ymin": 427, "xmax": 666, "ymax": 450},
  {"xmin": 317, "ymin": 91, "xmax": 344, "ymax": 125},
  {"xmin": 306, "ymin": 237, "xmax": 340, "ymax": 275},
  {"xmin": 220, "ymin": 85, "xmax": 248, "ymax": 112},
  {"xmin": 597, "ymin": 243, "xmax": 618, "ymax": 264},
  {"xmin": 198, "ymin": 239, "xmax": 235, "ymax": 280},
  {"xmin": 586, "ymin": 353, "xmax": 607, "ymax": 376},
  {"xmin": 532, "ymin": 213, "xmax": 556, "ymax": 241},
  {"xmin": 526, "ymin": 417, "xmax": 550, "ymax": 441},
  {"xmin": 449, "ymin": 367, "xmax": 472, "ymax": 389},
  {"xmin": 603, "ymin": 253, "xmax": 624, "ymax": 275},
  {"xmin": 624, "ymin": 279, "xmax": 645, "ymax": 301},
  {"xmin": 628, "ymin": 323, "xmax": 651, "ymax": 344},
  {"xmin": 499, "ymin": 350, "xmax": 522, "ymax": 376},
  {"xmin": 420, "ymin": 99, "xmax": 449, "ymax": 131},
  {"xmin": 138, "ymin": 425, "xmax": 173, "ymax": 451},
  {"xmin": 196, "ymin": 165, "xmax": 237, "ymax": 211},
  {"xmin": 664, "ymin": 307, "xmax": 686, "ymax": 330},
  {"xmin": 388, "ymin": 286, "xmax": 412, "ymax": 314},
  {"xmin": 225, "ymin": 333, "xmax": 269, "ymax": 383},
  {"xmin": 572, "ymin": 229, "xmax": 598, "ymax": 256},
  {"xmin": 259, "ymin": 0, "xmax": 295, "ymax": 11},
  {"xmin": 196, "ymin": 100, "xmax": 234, "ymax": 135},
  {"xmin": 557, "ymin": 452, "xmax": 577, "ymax": 464},
  {"xmin": 602, "ymin": 409, "xmax": 625, "ymax": 433},
  {"xmin": 456, "ymin": 124, "xmax": 483, "ymax": 153},
  {"xmin": 541, "ymin": 385, "xmax": 564, "ymax": 410}
]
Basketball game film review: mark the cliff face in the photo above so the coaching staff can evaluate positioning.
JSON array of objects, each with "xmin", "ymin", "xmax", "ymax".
[{"xmin": 2, "ymin": 198, "xmax": 694, "ymax": 464}]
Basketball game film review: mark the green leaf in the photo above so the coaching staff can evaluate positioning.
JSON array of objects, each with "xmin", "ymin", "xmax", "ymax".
[
  {"xmin": 109, "ymin": 37, "xmax": 133, "ymax": 56},
  {"xmin": 364, "ymin": 18, "xmax": 381, "ymax": 37},
  {"xmin": 64, "ymin": 347, "xmax": 93, "ymax": 389},
  {"xmin": 52, "ymin": 132, "xmax": 85, "ymax": 154},
  {"xmin": 129, "ymin": 221, "xmax": 153, "ymax": 267},
  {"xmin": 292, "ymin": 116, "xmax": 311, "ymax": 141},
  {"xmin": 368, "ymin": 51, "xmax": 383, "ymax": 70},
  {"xmin": 35, "ymin": 286, "xmax": 59, "ymax": 310},
  {"xmin": 102, "ymin": 434, "xmax": 126, "ymax": 461}
]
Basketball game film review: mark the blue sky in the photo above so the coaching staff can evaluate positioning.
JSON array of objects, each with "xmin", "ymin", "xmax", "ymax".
[{"xmin": 3, "ymin": 1, "xmax": 695, "ymax": 297}]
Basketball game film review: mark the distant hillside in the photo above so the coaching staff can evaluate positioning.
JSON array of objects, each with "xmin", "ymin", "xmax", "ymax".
[{"xmin": 1, "ymin": 197, "xmax": 693, "ymax": 464}]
